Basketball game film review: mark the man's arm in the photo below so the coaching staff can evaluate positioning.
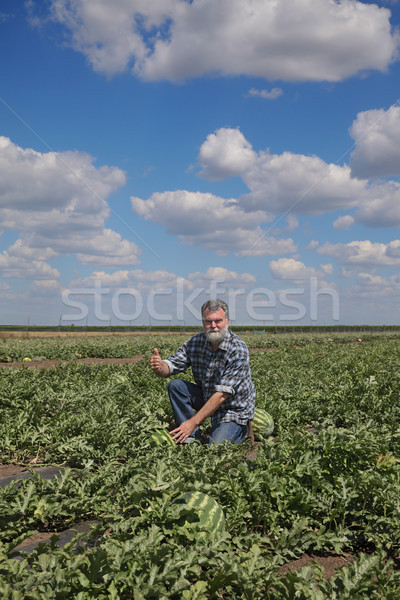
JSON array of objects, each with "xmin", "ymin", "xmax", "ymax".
[
  {"xmin": 170, "ymin": 391, "xmax": 228, "ymax": 443},
  {"xmin": 150, "ymin": 348, "xmax": 170, "ymax": 378}
]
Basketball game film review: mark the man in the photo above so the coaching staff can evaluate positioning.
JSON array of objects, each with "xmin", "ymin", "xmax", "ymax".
[{"xmin": 150, "ymin": 299, "xmax": 256, "ymax": 444}]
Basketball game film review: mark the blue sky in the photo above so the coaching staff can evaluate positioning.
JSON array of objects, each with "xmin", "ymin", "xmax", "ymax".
[{"xmin": 1, "ymin": 0, "xmax": 400, "ymax": 326}]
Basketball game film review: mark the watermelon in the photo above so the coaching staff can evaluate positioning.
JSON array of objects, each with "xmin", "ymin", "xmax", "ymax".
[
  {"xmin": 252, "ymin": 407, "xmax": 274, "ymax": 438},
  {"xmin": 150, "ymin": 429, "xmax": 176, "ymax": 447},
  {"xmin": 173, "ymin": 491, "xmax": 225, "ymax": 541},
  {"xmin": 112, "ymin": 374, "xmax": 129, "ymax": 384}
]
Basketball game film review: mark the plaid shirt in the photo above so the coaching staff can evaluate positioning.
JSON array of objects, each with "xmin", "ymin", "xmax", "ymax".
[{"xmin": 165, "ymin": 329, "xmax": 256, "ymax": 426}]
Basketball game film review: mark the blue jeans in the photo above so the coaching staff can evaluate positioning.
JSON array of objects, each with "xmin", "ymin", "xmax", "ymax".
[{"xmin": 167, "ymin": 379, "xmax": 248, "ymax": 445}]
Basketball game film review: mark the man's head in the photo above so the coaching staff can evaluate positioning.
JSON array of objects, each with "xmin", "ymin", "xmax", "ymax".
[{"xmin": 201, "ymin": 299, "xmax": 229, "ymax": 346}]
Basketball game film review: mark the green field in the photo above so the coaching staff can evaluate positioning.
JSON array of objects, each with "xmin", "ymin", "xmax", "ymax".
[{"xmin": 1, "ymin": 333, "xmax": 400, "ymax": 598}]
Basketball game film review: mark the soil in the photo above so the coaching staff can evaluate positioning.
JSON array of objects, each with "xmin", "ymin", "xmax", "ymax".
[
  {"xmin": 279, "ymin": 552, "xmax": 352, "ymax": 578},
  {"xmin": 0, "ymin": 463, "xmax": 27, "ymax": 477}
]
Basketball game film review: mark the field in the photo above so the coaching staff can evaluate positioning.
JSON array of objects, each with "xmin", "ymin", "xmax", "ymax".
[{"xmin": 1, "ymin": 332, "xmax": 400, "ymax": 598}]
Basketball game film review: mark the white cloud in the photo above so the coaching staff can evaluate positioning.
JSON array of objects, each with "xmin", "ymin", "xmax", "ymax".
[
  {"xmin": 353, "ymin": 181, "xmax": 400, "ymax": 227},
  {"xmin": 333, "ymin": 215, "xmax": 355, "ymax": 229},
  {"xmin": 69, "ymin": 266, "xmax": 257, "ymax": 299},
  {"xmin": 386, "ymin": 240, "xmax": 400, "ymax": 258},
  {"xmin": 32, "ymin": 279, "xmax": 61, "ymax": 290},
  {"xmin": 188, "ymin": 267, "xmax": 256, "ymax": 286},
  {"xmin": 131, "ymin": 189, "xmax": 296, "ymax": 256},
  {"xmin": 195, "ymin": 128, "xmax": 368, "ymax": 215},
  {"xmin": 0, "ymin": 137, "xmax": 143, "ymax": 272},
  {"xmin": 318, "ymin": 239, "xmax": 400, "ymax": 267},
  {"xmin": 285, "ymin": 215, "xmax": 299, "ymax": 232},
  {"xmin": 190, "ymin": 228, "xmax": 297, "ymax": 257},
  {"xmin": 307, "ymin": 240, "xmax": 319, "ymax": 250},
  {"xmin": 69, "ymin": 268, "xmax": 192, "ymax": 291},
  {"xmin": 197, "ymin": 128, "xmax": 257, "ymax": 181},
  {"xmin": 196, "ymin": 128, "xmax": 400, "ymax": 229},
  {"xmin": 45, "ymin": 0, "xmax": 399, "ymax": 82},
  {"xmin": 75, "ymin": 230, "xmax": 141, "ymax": 266},
  {"xmin": 320, "ymin": 263, "xmax": 334, "ymax": 275},
  {"xmin": 269, "ymin": 257, "xmax": 333, "ymax": 281},
  {"xmin": 0, "ymin": 250, "xmax": 60, "ymax": 279},
  {"xmin": 247, "ymin": 88, "xmax": 283, "ymax": 100},
  {"xmin": 349, "ymin": 106, "xmax": 400, "ymax": 179},
  {"xmin": 241, "ymin": 150, "xmax": 365, "ymax": 215},
  {"xmin": 0, "ymin": 239, "xmax": 60, "ymax": 280},
  {"xmin": 131, "ymin": 190, "xmax": 266, "ymax": 234},
  {"xmin": 6, "ymin": 239, "xmax": 58, "ymax": 261},
  {"xmin": 0, "ymin": 137, "xmax": 125, "ymax": 213},
  {"xmin": 356, "ymin": 272, "xmax": 389, "ymax": 286}
]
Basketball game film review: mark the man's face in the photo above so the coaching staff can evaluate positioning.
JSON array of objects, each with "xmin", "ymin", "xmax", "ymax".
[{"xmin": 203, "ymin": 307, "xmax": 229, "ymax": 345}]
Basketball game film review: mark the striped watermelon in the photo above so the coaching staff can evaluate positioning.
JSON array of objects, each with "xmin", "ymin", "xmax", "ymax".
[
  {"xmin": 150, "ymin": 429, "xmax": 176, "ymax": 447},
  {"xmin": 173, "ymin": 491, "xmax": 225, "ymax": 541},
  {"xmin": 252, "ymin": 408, "xmax": 274, "ymax": 438},
  {"xmin": 112, "ymin": 374, "xmax": 129, "ymax": 384}
]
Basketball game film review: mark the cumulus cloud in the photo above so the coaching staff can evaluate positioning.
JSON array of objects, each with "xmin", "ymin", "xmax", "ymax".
[
  {"xmin": 196, "ymin": 127, "xmax": 377, "ymax": 216},
  {"xmin": 190, "ymin": 228, "xmax": 297, "ymax": 257},
  {"xmin": 349, "ymin": 105, "xmax": 400, "ymax": 179},
  {"xmin": 0, "ymin": 136, "xmax": 124, "ymax": 212},
  {"xmin": 131, "ymin": 189, "xmax": 266, "ymax": 234},
  {"xmin": 75, "ymin": 230, "xmax": 141, "ymax": 266},
  {"xmin": 0, "ymin": 249, "xmax": 60, "ymax": 279},
  {"xmin": 188, "ymin": 266, "xmax": 256, "ymax": 286},
  {"xmin": 32, "ymin": 279, "xmax": 61, "ymax": 290},
  {"xmin": 5, "ymin": 239, "xmax": 58, "ymax": 261},
  {"xmin": 318, "ymin": 239, "xmax": 400, "ymax": 267},
  {"xmin": 131, "ymin": 189, "xmax": 296, "ymax": 256},
  {"xmin": 197, "ymin": 128, "xmax": 257, "ymax": 181},
  {"xmin": 241, "ymin": 150, "xmax": 366, "ymax": 215},
  {"xmin": 69, "ymin": 268, "xmax": 190, "ymax": 290},
  {"xmin": 0, "ymin": 239, "xmax": 60, "ymax": 281},
  {"xmin": 44, "ymin": 0, "xmax": 398, "ymax": 82},
  {"xmin": 0, "ymin": 137, "xmax": 142, "ymax": 274},
  {"xmin": 68, "ymin": 266, "xmax": 257, "ymax": 295},
  {"xmin": 195, "ymin": 127, "xmax": 400, "ymax": 229},
  {"xmin": 269, "ymin": 257, "xmax": 333, "ymax": 282},
  {"xmin": 195, "ymin": 128, "xmax": 369, "ymax": 215},
  {"xmin": 333, "ymin": 215, "xmax": 355, "ymax": 229},
  {"xmin": 356, "ymin": 272, "xmax": 390, "ymax": 286},
  {"xmin": 307, "ymin": 240, "xmax": 319, "ymax": 250},
  {"xmin": 353, "ymin": 181, "xmax": 400, "ymax": 227},
  {"xmin": 247, "ymin": 88, "xmax": 283, "ymax": 100}
]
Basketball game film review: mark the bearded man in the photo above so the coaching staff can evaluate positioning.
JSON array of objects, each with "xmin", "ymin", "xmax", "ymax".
[{"xmin": 150, "ymin": 299, "xmax": 256, "ymax": 445}]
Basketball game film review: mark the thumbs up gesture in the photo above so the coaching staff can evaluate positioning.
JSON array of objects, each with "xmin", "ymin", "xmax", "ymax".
[{"xmin": 150, "ymin": 347, "xmax": 164, "ymax": 375}]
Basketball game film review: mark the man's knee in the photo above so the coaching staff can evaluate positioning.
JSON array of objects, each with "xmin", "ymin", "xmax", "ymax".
[
  {"xmin": 209, "ymin": 422, "xmax": 248, "ymax": 445},
  {"xmin": 167, "ymin": 379, "xmax": 182, "ymax": 393}
]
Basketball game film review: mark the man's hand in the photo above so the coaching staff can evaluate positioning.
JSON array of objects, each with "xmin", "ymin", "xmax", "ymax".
[
  {"xmin": 150, "ymin": 347, "xmax": 162, "ymax": 372},
  {"xmin": 170, "ymin": 392, "xmax": 228, "ymax": 443},
  {"xmin": 150, "ymin": 348, "xmax": 169, "ymax": 377},
  {"xmin": 170, "ymin": 418, "xmax": 197, "ymax": 444}
]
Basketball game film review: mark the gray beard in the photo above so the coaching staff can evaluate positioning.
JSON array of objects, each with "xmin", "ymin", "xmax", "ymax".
[{"xmin": 205, "ymin": 327, "xmax": 228, "ymax": 345}]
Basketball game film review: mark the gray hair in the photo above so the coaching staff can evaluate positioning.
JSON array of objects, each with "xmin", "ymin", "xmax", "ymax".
[{"xmin": 201, "ymin": 299, "xmax": 229, "ymax": 320}]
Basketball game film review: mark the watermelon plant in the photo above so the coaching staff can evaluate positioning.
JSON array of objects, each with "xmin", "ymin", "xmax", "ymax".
[{"xmin": 1, "ymin": 332, "xmax": 400, "ymax": 597}]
